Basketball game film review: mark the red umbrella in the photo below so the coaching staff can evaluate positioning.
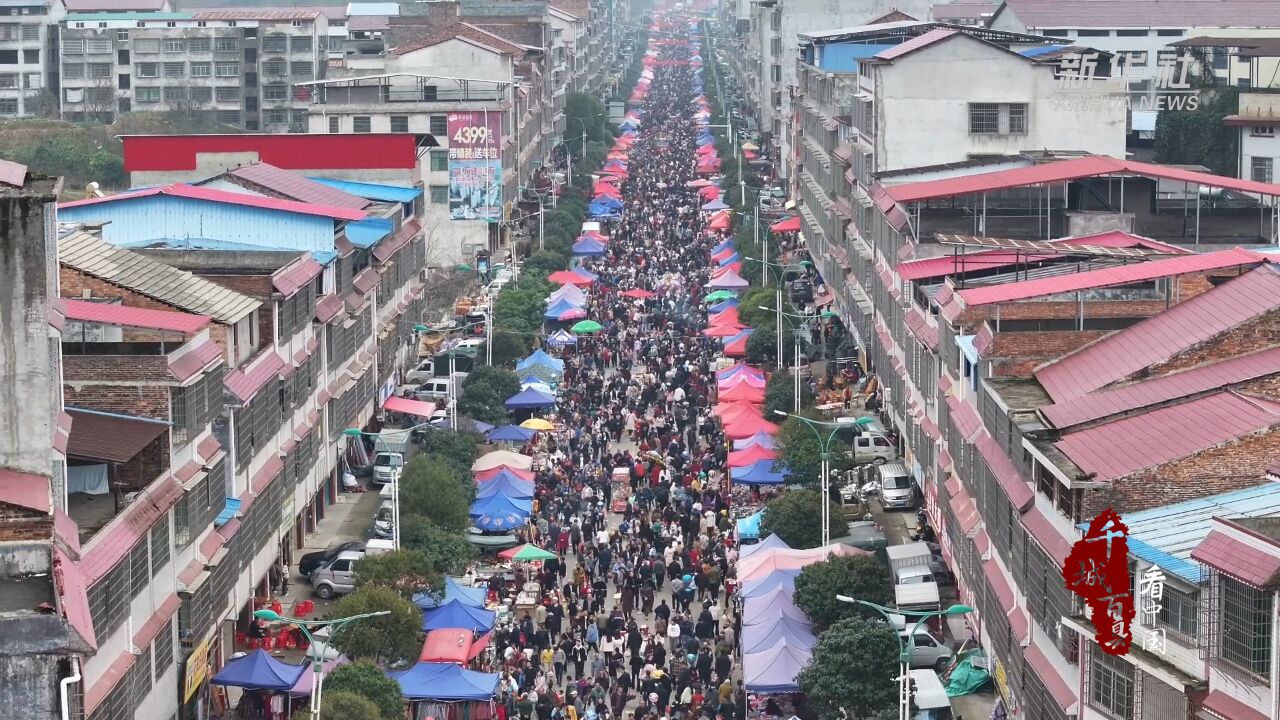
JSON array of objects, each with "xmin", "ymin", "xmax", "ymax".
[
  {"xmin": 547, "ymin": 270, "xmax": 593, "ymax": 285},
  {"xmin": 728, "ymin": 445, "xmax": 778, "ymax": 467},
  {"xmin": 724, "ymin": 413, "xmax": 781, "ymax": 439},
  {"xmin": 620, "ymin": 288, "xmax": 656, "ymax": 299},
  {"xmin": 719, "ymin": 382, "xmax": 766, "ymax": 403},
  {"xmin": 703, "ymin": 323, "xmax": 746, "ymax": 337},
  {"xmin": 770, "ymin": 216, "xmax": 802, "ymax": 233}
]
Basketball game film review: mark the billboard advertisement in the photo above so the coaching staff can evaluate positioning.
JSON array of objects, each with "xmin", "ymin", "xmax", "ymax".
[{"xmin": 447, "ymin": 111, "xmax": 503, "ymax": 222}]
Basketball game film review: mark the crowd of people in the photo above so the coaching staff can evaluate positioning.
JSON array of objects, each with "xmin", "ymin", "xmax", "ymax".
[{"xmin": 486, "ymin": 17, "xmax": 750, "ymax": 720}]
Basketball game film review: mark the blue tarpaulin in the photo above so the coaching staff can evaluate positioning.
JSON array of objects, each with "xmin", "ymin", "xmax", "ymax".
[
  {"xmin": 739, "ymin": 569, "xmax": 801, "ymax": 599},
  {"xmin": 476, "ymin": 474, "xmax": 535, "ymax": 500},
  {"xmin": 742, "ymin": 615, "xmax": 817, "ymax": 655},
  {"xmin": 545, "ymin": 298, "xmax": 585, "ymax": 319},
  {"xmin": 469, "ymin": 493, "xmax": 532, "ymax": 531},
  {"xmin": 504, "ymin": 387, "xmax": 556, "ymax": 409},
  {"xmin": 572, "ymin": 237, "xmax": 607, "ymax": 256},
  {"xmin": 421, "ymin": 599, "xmax": 497, "ymax": 633},
  {"xmin": 211, "ymin": 650, "xmax": 305, "ymax": 691},
  {"xmin": 487, "ymin": 425, "xmax": 536, "ymax": 443},
  {"xmin": 390, "ymin": 662, "xmax": 500, "ymax": 701},
  {"xmin": 732, "ymin": 460, "xmax": 786, "ymax": 485},
  {"xmin": 413, "ymin": 576, "xmax": 489, "ymax": 610},
  {"xmin": 737, "ymin": 510, "xmax": 762, "ymax": 539}
]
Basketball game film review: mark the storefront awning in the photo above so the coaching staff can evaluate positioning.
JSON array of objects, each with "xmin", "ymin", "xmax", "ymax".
[{"xmin": 384, "ymin": 396, "xmax": 438, "ymax": 419}]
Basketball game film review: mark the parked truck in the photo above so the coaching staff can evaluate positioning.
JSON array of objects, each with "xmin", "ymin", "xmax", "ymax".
[{"xmin": 887, "ymin": 542, "xmax": 942, "ymax": 631}]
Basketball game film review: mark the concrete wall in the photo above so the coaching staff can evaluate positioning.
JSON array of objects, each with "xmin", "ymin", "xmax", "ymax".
[
  {"xmin": 873, "ymin": 37, "xmax": 1127, "ymax": 174},
  {"xmin": 392, "ymin": 38, "xmax": 512, "ymax": 83}
]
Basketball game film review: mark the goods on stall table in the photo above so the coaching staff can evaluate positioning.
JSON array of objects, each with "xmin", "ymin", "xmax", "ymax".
[{"xmin": 610, "ymin": 466, "xmax": 630, "ymax": 513}]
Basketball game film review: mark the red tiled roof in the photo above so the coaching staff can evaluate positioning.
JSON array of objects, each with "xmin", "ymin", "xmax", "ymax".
[
  {"xmin": 177, "ymin": 559, "xmax": 203, "ymax": 588},
  {"xmin": 54, "ymin": 546, "xmax": 95, "ymax": 650},
  {"xmin": 227, "ymin": 162, "xmax": 369, "ymax": 209},
  {"xmin": 998, "ymin": 0, "xmax": 1280, "ymax": 30},
  {"xmin": 976, "ymin": 433, "xmax": 1034, "ymax": 511},
  {"xmin": 0, "ymin": 158, "xmax": 26, "ymax": 187},
  {"xmin": 173, "ymin": 459, "xmax": 202, "ymax": 484},
  {"xmin": 54, "ymin": 411, "xmax": 72, "ymax": 455},
  {"xmin": 65, "ymin": 409, "xmax": 169, "ymax": 464},
  {"xmin": 63, "ymin": 298, "xmax": 210, "ymax": 334},
  {"xmin": 133, "ymin": 593, "xmax": 180, "ymax": 649},
  {"xmin": 373, "ymin": 218, "xmax": 422, "ymax": 263},
  {"xmin": 196, "ymin": 434, "xmax": 223, "ymax": 465},
  {"xmin": 84, "ymin": 650, "xmax": 135, "ymax": 716},
  {"xmin": 193, "ymin": 8, "xmax": 324, "ymax": 20},
  {"xmin": 1036, "ymin": 264, "xmax": 1280, "ymax": 402},
  {"xmin": 1054, "ymin": 391, "xmax": 1280, "ymax": 482},
  {"xmin": 392, "ymin": 21, "xmax": 530, "ymax": 56},
  {"xmin": 1192, "ymin": 528, "xmax": 1280, "ymax": 588},
  {"xmin": 975, "ymin": 529, "xmax": 991, "ymax": 554},
  {"xmin": 1025, "ymin": 641, "xmax": 1077, "ymax": 711},
  {"xmin": 904, "ymin": 307, "xmax": 939, "ymax": 350},
  {"xmin": 885, "ymin": 155, "xmax": 1280, "ymax": 204},
  {"xmin": 874, "ymin": 28, "xmax": 959, "ymax": 60},
  {"xmin": 0, "ymin": 467, "xmax": 51, "ymax": 514},
  {"xmin": 1042, "ymin": 346, "xmax": 1280, "ymax": 429},
  {"xmin": 353, "ymin": 267, "xmax": 380, "ymax": 295},
  {"xmin": 251, "ymin": 456, "xmax": 285, "ymax": 495},
  {"xmin": 168, "ymin": 336, "xmax": 223, "ymax": 383},
  {"xmin": 972, "ymin": 324, "xmax": 995, "ymax": 356},
  {"xmin": 273, "ymin": 257, "xmax": 325, "ymax": 297},
  {"xmin": 956, "ymin": 248, "xmax": 1265, "ymax": 308},
  {"xmin": 82, "ymin": 475, "xmax": 183, "ymax": 585},
  {"xmin": 54, "ymin": 509, "xmax": 81, "ymax": 557},
  {"xmin": 218, "ymin": 517, "xmax": 243, "ymax": 541},
  {"xmin": 198, "ymin": 528, "xmax": 226, "ymax": 562},
  {"xmin": 949, "ymin": 485, "xmax": 980, "ymax": 535},
  {"xmin": 947, "ymin": 395, "xmax": 983, "ymax": 441},
  {"xmin": 1021, "ymin": 505, "xmax": 1073, "ymax": 566},
  {"xmin": 224, "ymin": 351, "xmax": 287, "ymax": 403},
  {"xmin": 1202, "ymin": 689, "xmax": 1271, "ymax": 720},
  {"xmin": 899, "ymin": 250, "xmax": 1065, "ymax": 282},
  {"xmin": 316, "ymin": 294, "xmax": 344, "ymax": 323},
  {"xmin": 982, "ymin": 558, "xmax": 1016, "ymax": 613},
  {"xmin": 59, "ymin": 183, "xmax": 368, "ymax": 221},
  {"xmin": 293, "ymin": 337, "xmax": 319, "ymax": 366},
  {"xmin": 1008, "ymin": 607, "xmax": 1029, "ymax": 643}
]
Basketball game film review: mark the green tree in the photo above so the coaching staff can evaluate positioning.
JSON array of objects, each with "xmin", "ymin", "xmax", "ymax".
[
  {"xmin": 1154, "ymin": 86, "xmax": 1239, "ymax": 176},
  {"xmin": 797, "ymin": 617, "xmax": 901, "ymax": 720},
  {"xmin": 486, "ymin": 331, "xmax": 533, "ymax": 369},
  {"xmin": 760, "ymin": 490, "xmax": 848, "ymax": 550},
  {"xmin": 737, "ymin": 288, "xmax": 779, "ymax": 327},
  {"xmin": 774, "ymin": 416, "xmax": 849, "ymax": 488},
  {"xmin": 416, "ymin": 430, "xmax": 481, "ymax": 482},
  {"xmin": 400, "ymin": 515, "xmax": 477, "ymax": 575},
  {"xmin": 399, "ymin": 456, "xmax": 472, "ymax": 531},
  {"xmin": 566, "ymin": 92, "xmax": 611, "ymax": 146},
  {"xmin": 524, "ymin": 249, "xmax": 569, "ymax": 277},
  {"xmin": 463, "ymin": 365, "xmax": 522, "ymax": 400},
  {"xmin": 292, "ymin": 690, "xmax": 381, "ymax": 720},
  {"xmin": 745, "ymin": 325, "xmax": 800, "ymax": 367},
  {"xmin": 763, "ymin": 370, "xmax": 814, "ymax": 419},
  {"xmin": 456, "ymin": 383, "xmax": 508, "ymax": 425},
  {"xmin": 323, "ymin": 661, "xmax": 404, "ymax": 720},
  {"xmin": 793, "ymin": 554, "xmax": 894, "ymax": 630},
  {"xmin": 354, "ymin": 549, "xmax": 444, "ymax": 599},
  {"xmin": 328, "ymin": 585, "xmax": 422, "ymax": 664}
]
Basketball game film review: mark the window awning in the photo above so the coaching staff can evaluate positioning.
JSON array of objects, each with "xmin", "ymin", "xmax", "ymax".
[
  {"xmin": 66, "ymin": 408, "xmax": 170, "ymax": 464},
  {"xmin": 384, "ymin": 396, "xmax": 438, "ymax": 419}
]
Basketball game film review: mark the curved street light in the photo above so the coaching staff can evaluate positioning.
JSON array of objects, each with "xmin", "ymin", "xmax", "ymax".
[{"xmin": 773, "ymin": 412, "xmax": 858, "ymax": 545}]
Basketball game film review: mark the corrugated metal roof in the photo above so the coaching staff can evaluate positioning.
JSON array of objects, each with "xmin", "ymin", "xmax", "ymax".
[
  {"xmin": 897, "ymin": 230, "xmax": 1189, "ymax": 281},
  {"xmin": 59, "ymin": 183, "xmax": 368, "ymax": 221},
  {"xmin": 272, "ymin": 256, "xmax": 324, "ymax": 296},
  {"xmin": 62, "ymin": 298, "xmax": 210, "ymax": 334},
  {"xmin": 1036, "ymin": 264, "xmax": 1280, "ymax": 402},
  {"xmin": 59, "ymin": 230, "xmax": 262, "ymax": 324},
  {"xmin": 64, "ymin": 11, "xmax": 190, "ymax": 19},
  {"xmin": 81, "ymin": 471, "xmax": 183, "ymax": 584},
  {"xmin": 192, "ymin": 8, "xmax": 322, "ymax": 19},
  {"xmin": 224, "ymin": 350, "xmax": 286, "ymax": 403},
  {"xmin": 956, "ymin": 247, "xmax": 1265, "ymax": 307},
  {"xmin": 1202, "ymin": 690, "xmax": 1271, "ymax": 720},
  {"xmin": 1042, "ymin": 346, "xmax": 1280, "ymax": 429},
  {"xmin": 65, "ymin": 408, "xmax": 169, "ymax": 464},
  {"xmin": 347, "ymin": 217, "xmax": 393, "ymax": 248},
  {"xmin": 1115, "ymin": 483, "xmax": 1280, "ymax": 583},
  {"xmin": 1192, "ymin": 528, "xmax": 1280, "ymax": 587},
  {"xmin": 873, "ymin": 28, "xmax": 958, "ymax": 59},
  {"xmin": 0, "ymin": 467, "xmax": 51, "ymax": 513},
  {"xmin": 226, "ymin": 163, "xmax": 370, "ymax": 210},
  {"xmin": 168, "ymin": 336, "xmax": 223, "ymax": 383},
  {"xmin": 0, "ymin": 158, "xmax": 27, "ymax": 187},
  {"xmin": 63, "ymin": 0, "xmax": 165, "ymax": 11},
  {"xmin": 1054, "ymin": 391, "xmax": 1280, "ymax": 483},
  {"xmin": 347, "ymin": 14, "xmax": 388, "ymax": 30},
  {"xmin": 308, "ymin": 177, "xmax": 423, "ymax": 203},
  {"xmin": 1000, "ymin": 0, "xmax": 1280, "ymax": 29},
  {"xmin": 373, "ymin": 218, "xmax": 420, "ymax": 263}
]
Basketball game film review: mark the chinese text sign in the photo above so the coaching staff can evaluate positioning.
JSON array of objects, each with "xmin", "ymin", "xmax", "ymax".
[
  {"xmin": 447, "ymin": 111, "xmax": 503, "ymax": 223},
  {"xmin": 1063, "ymin": 508, "xmax": 1133, "ymax": 656}
]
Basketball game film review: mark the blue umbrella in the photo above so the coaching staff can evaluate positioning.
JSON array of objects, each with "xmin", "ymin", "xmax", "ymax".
[
  {"xmin": 470, "ymin": 494, "xmax": 532, "ymax": 532},
  {"xmin": 487, "ymin": 425, "xmax": 536, "ymax": 443}
]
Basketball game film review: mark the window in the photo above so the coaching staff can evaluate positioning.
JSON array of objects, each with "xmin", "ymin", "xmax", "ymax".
[
  {"xmin": 86, "ymin": 37, "xmax": 112, "ymax": 54},
  {"xmin": 1252, "ymin": 156, "xmax": 1274, "ymax": 184},
  {"xmin": 1220, "ymin": 575, "xmax": 1273, "ymax": 677},
  {"xmin": 116, "ymin": 30, "xmax": 129, "ymax": 40},
  {"xmin": 1157, "ymin": 29, "xmax": 1185, "ymax": 36},
  {"xmin": 263, "ymin": 59, "xmax": 286, "ymax": 76},
  {"xmin": 162, "ymin": 38, "xmax": 184, "ymax": 53},
  {"xmin": 430, "ymin": 186, "xmax": 448, "ymax": 204},
  {"xmin": 134, "ymin": 38, "xmax": 159, "ymax": 54},
  {"xmin": 63, "ymin": 38, "xmax": 84, "ymax": 54},
  {"xmin": 770, "ymin": 37, "xmax": 780, "ymax": 56},
  {"xmin": 152, "ymin": 618, "xmax": 174, "ymax": 681},
  {"xmin": 264, "ymin": 109, "xmax": 287, "ymax": 124},
  {"xmin": 189, "ymin": 86, "xmax": 211, "ymax": 102},
  {"xmin": 390, "ymin": 114, "xmax": 409, "ymax": 133},
  {"xmin": 137, "ymin": 62, "xmax": 158, "ymax": 78},
  {"xmin": 1076, "ymin": 29, "xmax": 1110, "ymax": 37},
  {"xmin": 969, "ymin": 103, "xmax": 1000, "ymax": 134},
  {"xmin": 87, "ymin": 62, "xmax": 111, "ymax": 79},
  {"xmin": 1157, "ymin": 584, "xmax": 1198, "ymax": 640},
  {"xmin": 1116, "ymin": 29, "xmax": 1148, "ymax": 36},
  {"xmin": 771, "ymin": 63, "xmax": 781, "ymax": 82},
  {"xmin": 163, "ymin": 61, "xmax": 184, "ymax": 78},
  {"xmin": 1253, "ymin": 126, "xmax": 1276, "ymax": 137},
  {"xmin": 429, "ymin": 152, "xmax": 448, "ymax": 172},
  {"xmin": 1041, "ymin": 29, "xmax": 1070, "ymax": 36},
  {"xmin": 1088, "ymin": 644, "xmax": 1134, "ymax": 720},
  {"xmin": 117, "ymin": 73, "xmax": 129, "ymax": 89},
  {"xmin": 215, "ymin": 61, "xmax": 238, "ymax": 76},
  {"xmin": 136, "ymin": 86, "xmax": 160, "ymax": 103},
  {"xmin": 429, "ymin": 113, "xmax": 447, "ymax": 135},
  {"xmin": 63, "ymin": 63, "xmax": 84, "ymax": 79},
  {"xmin": 128, "ymin": 539, "xmax": 149, "ymax": 596},
  {"xmin": 21, "ymin": 24, "xmax": 38, "ymax": 41},
  {"xmin": 263, "ymin": 83, "xmax": 287, "ymax": 101},
  {"xmin": 262, "ymin": 34, "xmax": 287, "ymax": 52},
  {"xmin": 328, "ymin": 115, "xmax": 339, "ymax": 133},
  {"xmin": 150, "ymin": 515, "xmax": 170, "ymax": 572},
  {"xmin": 215, "ymin": 109, "xmax": 240, "ymax": 124},
  {"xmin": 214, "ymin": 86, "xmax": 238, "ymax": 103},
  {"xmin": 191, "ymin": 62, "xmax": 211, "ymax": 77},
  {"xmin": 214, "ymin": 37, "xmax": 238, "ymax": 52},
  {"xmin": 290, "ymin": 61, "xmax": 312, "ymax": 78},
  {"xmin": 290, "ymin": 35, "xmax": 311, "ymax": 52},
  {"xmin": 22, "ymin": 48, "xmax": 36, "ymax": 64},
  {"xmin": 23, "ymin": 71, "xmax": 38, "ymax": 88},
  {"xmin": 0, "ymin": 98, "xmax": 15, "ymax": 114},
  {"xmin": 85, "ymin": 87, "xmax": 113, "ymax": 104},
  {"xmin": 0, "ymin": 73, "xmax": 15, "ymax": 89},
  {"xmin": 188, "ymin": 37, "xmax": 210, "ymax": 52},
  {"xmin": 352, "ymin": 115, "xmax": 371, "ymax": 133},
  {"xmin": 1008, "ymin": 103, "xmax": 1027, "ymax": 134},
  {"xmin": 163, "ymin": 86, "xmax": 187, "ymax": 101}
]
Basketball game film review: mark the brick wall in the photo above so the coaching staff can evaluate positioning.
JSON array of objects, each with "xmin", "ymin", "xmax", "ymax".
[
  {"xmin": 1082, "ymin": 427, "xmax": 1280, "ymax": 516},
  {"xmin": 206, "ymin": 275, "xmax": 274, "ymax": 349},
  {"xmin": 951, "ymin": 275, "xmax": 1214, "ymax": 331},
  {"xmin": 1147, "ymin": 312, "xmax": 1280, "ymax": 377},
  {"xmin": 63, "ymin": 384, "xmax": 171, "ymax": 421},
  {"xmin": 987, "ymin": 330, "xmax": 1109, "ymax": 378},
  {"xmin": 113, "ymin": 434, "xmax": 170, "ymax": 491},
  {"xmin": 0, "ymin": 503, "xmax": 54, "ymax": 541}
]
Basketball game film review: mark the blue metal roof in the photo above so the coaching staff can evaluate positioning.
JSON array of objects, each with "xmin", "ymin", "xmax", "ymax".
[
  {"xmin": 214, "ymin": 497, "xmax": 242, "ymax": 527},
  {"xmin": 312, "ymin": 250, "xmax": 338, "ymax": 266},
  {"xmin": 1081, "ymin": 483, "xmax": 1280, "ymax": 584},
  {"xmin": 116, "ymin": 237, "xmax": 293, "ymax": 252},
  {"xmin": 1019, "ymin": 45, "xmax": 1066, "ymax": 57},
  {"xmin": 814, "ymin": 43, "xmax": 895, "ymax": 72},
  {"xmin": 346, "ymin": 217, "xmax": 393, "ymax": 249},
  {"xmin": 309, "ymin": 177, "xmax": 422, "ymax": 203}
]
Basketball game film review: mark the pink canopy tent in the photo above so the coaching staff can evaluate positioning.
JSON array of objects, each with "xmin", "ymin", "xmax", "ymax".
[
  {"xmin": 420, "ymin": 629, "xmax": 493, "ymax": 664},
  {"xmin": 723, "ymin": 412, "xmax": 779, "ymax": 439},
  {"xmin": 705, "ymin": 211, "xmax": 731, "ymax": 231},
  {"xmin": 708, "ymin": 307, "xmax": 742, "ymax": 326},
  {"xmin": 717, "ymin": 363, "xmax": 766, "ymax": 381},
  {"xmin": 728, "ymin": 445, "xmax": 778, "ymax": 467},
  {"xmin": 723, "ymin": 331, "xmax": 752, "ymax": 358},
  {"xmin": 711, "ymin": 247, "xmax": 736, "ymax": 262},
  {"xmin": 770, "ymin": 216, "xmax": 802, "ymax": 233},
  {"xmin": 713, "ymin": 400, "xmax": 760, "ymax": 419},
  {"xmin": 736, "ymin": 545, "xmax": 869, "ymax": 582},
  {"xmin": 703, "ymin": 324, "xmax": 747, "ymax": 338},
  {"xmin": 475, "ymin": 465, "xmax": 535, "ymax": 481},
  {"xmin": 718, "ymin": 373, "xmax": 766, "ymax": 391},
  {"xmin": 733, "ymin": 432, "xmax": 777, "ymax": 450},
  {"xmin": 699, "ymin": 186, "xmax": 721, "ymax": 200},
  {"xmin": 719, "ymin": 382, "xmax": 765, "ymax": 404},
  {"xmin": 547, "ymin": 270, "xmax": 593, "ymax": 285},
  {"xmin": 708, "ymin": 269, "xmax": 749, "ymax": 289}
]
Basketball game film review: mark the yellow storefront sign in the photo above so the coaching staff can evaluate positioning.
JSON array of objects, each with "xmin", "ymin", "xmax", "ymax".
[{"xmin": 183, "ymin": 633, "xmax": 214, "ymax": 702}]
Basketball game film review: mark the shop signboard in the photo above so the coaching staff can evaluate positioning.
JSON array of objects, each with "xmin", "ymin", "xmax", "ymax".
[{"xmin": 447, "ymin": 111, "xmax": 503, "ymax": 222}]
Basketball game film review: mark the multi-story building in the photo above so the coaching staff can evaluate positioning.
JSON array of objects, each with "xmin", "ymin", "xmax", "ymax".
[
  {"xmin": 929, "ymin": 2, "xmax": 996, "ymax": 27},
  {"xmin": 58, "ymin": 7, "xmax": 328, "ymax": 129},
  {"xmin": 0, "ymin": 0, "xmax": 68, "ymax": 117}
]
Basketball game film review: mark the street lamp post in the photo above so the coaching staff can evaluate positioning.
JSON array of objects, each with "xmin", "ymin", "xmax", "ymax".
[
  {"xmin": 252, "ymin": 608, "xmax": 391, "ymax": 720},
  {"xmin": 773, "ymin": 412, "xmax": 856, "ymax": 545},
  {"xmin": 344, "ymin": 420, "xmax": 440, "ymax": 550},
  {"xmin": 833, "ymin": 598, "xmax": 973, "ymax": 720}
]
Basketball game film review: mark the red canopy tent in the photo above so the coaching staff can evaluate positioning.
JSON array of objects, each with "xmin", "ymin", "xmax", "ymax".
[
  {"xmin": 717, "ymin": 363, "xmax": 766, "ymax": 381},
  {"xmin": 697, "ymin": 143, "xmax": 717, "ymax": 156},
  {"xmin": 718, "ymin": 373, "xmax": 766, "ymax": 391},
  {"xmin": 724, "ymin": 414, "xmax": 781, "ymax": 439},
  {"xmin": 723, "ymin": 332, "xmax": 751, "ymax": 357},
  {"xmin": 719, "ymin": 382, "xmax": 766, "ymax": 403},
  {"xmin": 475, "ymin": 466, "xmax": 536, "ymax": 481},
  {"xmin": 728, "ymin": 445, "xmax": 779, "ymax": 467},
  {"xmin": 703, "ymin": 323, "xmax": 746, "ymax": 337},
  {"xmin": 770, "ymin": 216, "xmax": 802, "ymax": 233},
  {"xmin": 420, "ymin": 629, "xmax": 492, "ymax": 664},
  {"xmin": 593, "ymin": 182, "xmax": 623, "ymax": 198},
  {"xmin": 708, "ymin": 307, "xmax": 741, "ymax": 326},
  {"xmin": 620, "ymin": 288, "xmax": 656, "ymax": 299},
  {"xmin": 699, "ymin": 186, "xmax": 721, "ymax": 200},
  {"xmin": 547, "ymin": 270, "xmax": 594, "ymax": 285},
  {"xmin": 580, "ymin": 230, "xmax": 608, "ymax": 242},
  {"xmin": 686, "ymin": 179, "xmax": 713, "ymax": 188},
  {"xmin": 713, "ymin": 400, "xmax": 760, "ymax": 418},
  {"xmin": 706, "ymin": 211, "xmax": 732, "ymax": 231}
]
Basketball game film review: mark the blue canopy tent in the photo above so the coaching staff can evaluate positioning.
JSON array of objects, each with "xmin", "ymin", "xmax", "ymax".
[
  {"xmin": 743, "ymin": 587, "xmax": 809, "ymax": 627},
  {"xmin": 438, "ymin": 418, "xmax": 495, "ymax": 433},
  {"xmin": 734, "ymin": 432, "xmax": 777, "ymax": 451},
  {"xmin": 742, "ymin": 642, "xmax": 810, "ymax": 694},
  {"xmin": 572, "ymin": 266, "xmax": 598, "ymax": 281},
  {"xmin": 736, "ymin": 510, "xmax": 762, "ymax": 540},
  {"xmin": 740, "ymin": 533, "xmax": 791, "ymax": 558},
  {"xmin": 738, "ymin": 569, "xmax": 801, "ymax": 599},
  {"xmin": 546, "ymin": 329, "xmax": 577, "ymax": 347},
  {"xmin": 591, "ymin": 195, "xmax": 623, "ymax": 209},
  {"xmin": 718, "ymin": 252, "xmax": 742, "ymax": 267},
  {"xmin": 742, "ymin": 616, "xmax": 818, "ymax": 655},
  {"xmin": 572, "ymin": 237, "xmax": 607, "ymax": 256},
  {"xmin": 413, "ymin": 576, "xmax": 489, "ymax": 610},
  {"xmin": 588, "ymin": 201, "xmax": 622, "ymax": 219},
  {"xmin": 475, "ymin": 473, "xmax": 535, "ymax": 500},
  {"xmin": 421, "ymin": 599, "xmax": 498, "ymax": 633},
  {"xmin": 504, "ymin": 387, "xmax": 556, "ymax": 409},
  {"xmin": 211, "ymin": 649, "xmax": 305, "ymax": 692},
  {"xmin": 487, "ymin": 425, "xmax": 536, "ymax": 443},
  {"xmin": 469, "ymin": 492, "xmax": 532, "ymax": 518},
  {"xmin": 516, "ymin": 350, "xmax": 564, "ymax": 374},
  {"xmin": 712, "ymin": 239, "xmax": 734, "ymax": 253},
  {"xmin": 390, "ymin": 662, "xmax": 501, "ymax": 701},
  {"xmin": 732, "ymin": 460, "xmax": 786, "ymax": 485},
  {"xmin": 702, "ymin": 199, "xmax": 730, "ymax": 211},
  {"xmin": 544, "ymin": 298, "xmax": 585, "ymax": 320}
]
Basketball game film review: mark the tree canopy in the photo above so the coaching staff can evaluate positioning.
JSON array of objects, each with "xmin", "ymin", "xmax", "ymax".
[
  {"xmin": 458, "ymin": 366, "xmax": 523, "ymax": 425},
  {"xmin": 294, "ymin": 690, "xmax": 381, "ymax": 720},
  {"xmin": 416, "ymin": 430, "xmax": 481, "ymax": 483},
  {"xmin": 1154, "ymin": 87, "xmax": 1239, "ymax": 176},
  {"xmin": 793, "ymin": 554, "xmax": 894, "ymax": 630},
  {"xmin": 797, "ymin": 617, "xmax": 901, "ymax": 720},
  {"xmin": 760, "ymin": 489, "xmax": 848, "ymax": 550},
  {"xmin": 323, "ymin": 661, "xmax": 404, "ymax": 720},
  {"xmin": 327, "ymin": 585, "xmax": 423, "ymax": 664},
  {"xmin": 775, "ymin": 416, "xmax": 849, "ymax": 488},
  {"xmin": 763, "ymin": 370, "xmax": 813, "ymax": 419},
  {"xmin": 399, "ymin": 515, "xmax": 477, "ymax": 576},
  {"xmin": 354, "ymin": 549, "xmax": 444, "ymax": 599},
  {"xmin": 399, "ymin": 455, "xmax": 473, "ymax": 532}
]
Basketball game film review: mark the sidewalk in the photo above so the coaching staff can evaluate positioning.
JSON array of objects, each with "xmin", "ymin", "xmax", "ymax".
[{"xmin": 277, "ymin": 488, "xmax": 384, "ymax": 617}]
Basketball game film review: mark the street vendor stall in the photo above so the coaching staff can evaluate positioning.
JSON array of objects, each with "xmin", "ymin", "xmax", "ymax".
[{"xmin": 390, "ymin": 662, "xmax": 500, "ymax": 720}]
